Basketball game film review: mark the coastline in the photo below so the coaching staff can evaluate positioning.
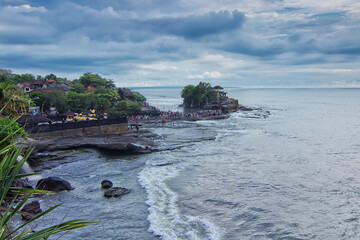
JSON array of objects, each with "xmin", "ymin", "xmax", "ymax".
[{"xmin": 26, "ymin": 113, "xmax": 233, "ymax": 172}]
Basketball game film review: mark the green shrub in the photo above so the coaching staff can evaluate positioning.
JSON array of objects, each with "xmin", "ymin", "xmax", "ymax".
[{"xmin": 0, "ymin": 117, "xmax": 27, "ymax": 149}]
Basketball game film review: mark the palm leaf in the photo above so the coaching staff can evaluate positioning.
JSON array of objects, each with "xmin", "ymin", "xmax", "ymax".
[{"xmin": 0, "ymin": 106, "xmax": 99, "ymax": 239}]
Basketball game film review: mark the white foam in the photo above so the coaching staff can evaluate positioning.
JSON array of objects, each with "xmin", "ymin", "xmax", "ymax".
[
  {"xmin": 139, "ymin": 156, "xmax": 223, "ymax": 240},
  {"xmin": 17, "ymin": 156, "xmax": 41, "ymax": 181}
]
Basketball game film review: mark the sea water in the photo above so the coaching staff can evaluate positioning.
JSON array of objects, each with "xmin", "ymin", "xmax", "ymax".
[{"xmin": 33, "ymin": 88, "xmax": 360, "ymax": 240}]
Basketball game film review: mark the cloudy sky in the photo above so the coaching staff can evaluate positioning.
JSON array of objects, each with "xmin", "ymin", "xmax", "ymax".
[{"xmin": 1, "ymin": 0, "xmax": 360, "ymax": 87}]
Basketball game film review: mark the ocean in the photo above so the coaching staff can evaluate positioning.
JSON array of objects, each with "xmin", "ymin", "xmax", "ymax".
[{"xmin": 32, "ymin": 88, "xmax": 360, "ymax": 239}]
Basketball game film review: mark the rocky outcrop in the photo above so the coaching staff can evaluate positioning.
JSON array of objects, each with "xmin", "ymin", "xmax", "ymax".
[
  {"xmin": 221, "ymin": 98, "xmax": 239, "ymax": 113},
  {"xmin": 21, "ymin": 201, "xmax": 42, "ymax": 220},
  {"xmin": 202, "ymin": 98, "xmax": 239, "ymax": 113},
  {"xmin": 104, "ymin": 187, "xmax": 131, "ymax": 198},
  {"xmin": 36, "ymin": 177, "xmax": 74, "ymax": 191},
  {"xmin": 28, "ymin": 131, "xmax": 158, "ymax": 157},
  {"xmin": 239, "ymin": 105, "xmax": 254, "ymax": 111},
  {"xmin": 101, "ymin": 180, "xmax": 113, "ymax": 189}
]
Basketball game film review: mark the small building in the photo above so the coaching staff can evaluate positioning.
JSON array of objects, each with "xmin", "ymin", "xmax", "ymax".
[
  {"xmin": 47, "ymin": 79, "xmax": 57, "ymax": 84},
  {"xmin": 16, "ymin": 80, "xmax": 48, "ymax": 93},
  {"xmin": 87, "ymin": 86, "xmax": 96, "ymax": 91}
]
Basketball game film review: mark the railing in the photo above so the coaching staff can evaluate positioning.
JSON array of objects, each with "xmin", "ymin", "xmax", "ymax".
[{"xmin": 24, "ymin": 117, "xmax": 127, "ymax": 134}]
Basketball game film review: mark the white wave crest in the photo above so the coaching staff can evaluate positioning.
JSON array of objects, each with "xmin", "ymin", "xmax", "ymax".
[{"xmin": 139, "ymin": 159, "xmax": 223, "ymax": 240}]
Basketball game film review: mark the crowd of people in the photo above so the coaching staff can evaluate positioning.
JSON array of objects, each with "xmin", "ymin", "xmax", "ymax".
[
  {"xmin": 126, "ymin": 103, "xmax": 225, "ymax": 131},
  {"xmin": 127, "ymin": 109, "xmax": 223, "ymax": 122}
]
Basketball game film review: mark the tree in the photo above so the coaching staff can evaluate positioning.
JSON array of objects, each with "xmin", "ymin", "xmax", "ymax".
[
  {"xmin": 0, "ymin": 80, "xmax": 27, "ymax": 116},
  {"xmin": 44, "ymin": 73, "xmax": 57, "ymax": 81},
  {"xmin": 92, "ymin": 87, "xmax": 116, "ymax": 113},
  {"xmin": 114, "ymin": 100, "xmax": 128, "ymax": 112},
  {"xmin": 11, "ymin": 74, "xmax": 35, "ymax": 84},
  {"xmin": 110, "ymin": 99, "xmax": 142, "ymax": 115},
  {"xmin": 181, "ymin": 82, "xmax": 219, "ymax": 108},
  {"xmin": 70, "ymin": 83, "xmax": 86, "ymax": 93},
  {"xmin": 181, "ymin": 85, "xmax": 195, "ymax": 107},
  {"xmin": 78, "ymin": 73, "xmax": 115, "ymax": 88},
  {"xmin": 44, "ymin": 91, "xmax": 67, "ymax": 114},
  {"xmin": 66, "ymin": 91, "xmax": 95, "ymax": 112},
  {"xmin": 29, "ymin": 92, "xmax": 49, "ymax": 112},
  {"xmin": 0, "ymin": 72, "xmax": 10, "ymax": 83},
  {"xmin": 56, "ymin": 77, "xmax": 67, "ymax": 83},
  {"xmin": 36, "ymin": 75, "xmax": 44, "ymax": 81},
  {"xmin": 0, "ymin": 69, "xmax": 13, "ymax": 84},
  {"xmin": 20, "ymin": 74, "xmax": 35, "ymax": 82},
  {"xmin": 0, "ymin": 69, "xmax": 12, "ymax": 77},
  {"xmin": 133, "ymin": 91, "xmax": 146, "ymax": 103}
]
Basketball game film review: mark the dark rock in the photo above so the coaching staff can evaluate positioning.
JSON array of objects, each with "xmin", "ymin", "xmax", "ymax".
[
  {"xmin": 30, "ymin": 132, "xmax": 158, "ymax": 156},
  {"xmin": 101, "ymin": 180, "xmax": 113, "ymax": 189},
  {"xmin": 104, "ymin": 187, "xmax": 131, "ymax": 198},
  {"xmin": 21, "ymin": 201, "xmax": 42, "ymax": 220},
  {"xmin": 239, "ymin": 105, "xmax": 254, "ymax": 111},
  {"xmin": 36, "ymin": 177, "xmax": 74, "ymax": 191},
  {"xmin": 126, "ymin": 143, "xmax": 152, "ymax": 153},
  {"xmin": 11, "ymin": 179, "xmax": 33, "ymax": 189}
]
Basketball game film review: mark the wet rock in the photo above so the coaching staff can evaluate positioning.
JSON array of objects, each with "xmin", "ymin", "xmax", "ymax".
[
  {"xmin": 30, "ymin": 132, "xmax": 158, "ymax": 156},
  {"xmin": 21, "ymin": 201, "xmax": 42, "ymax": 220},
  {"xmin": 11, "ymin": 178, "xmax": 33, "ymax": 189},
  {"xmin": 36, "ymin": 177, "xmax": 74, "ymax": 191},
  {"xmin": 101, "ymin": 180, "xmax": 113, "ymax": 189},
  {"xmin": 239, "ymin": 105, "xmax": 254, "ymax": 111},
  {"xmin": 126, "ymin": 143, "xmax": 152, "ymax": 153},
  {"xmin": 104, "ymin": 187, "xmax": 131, "ymax": 198}
]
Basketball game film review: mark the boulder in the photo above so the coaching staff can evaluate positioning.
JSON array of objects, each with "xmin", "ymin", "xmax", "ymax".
[
  {"xmin": 104, "ymin": 187, "xmax": 131, "ymax": 198},
  {"xmin": 21, "ymin": 201, "xmax": 42, "ymax": 220},
  {"xmin": 101, "ymin": 180, "xmax": 113, "ymax": 189},
  {"xmin": 36, "ymin": 177, "xmax": 74, "ymax": 191},
  {"xmin": 11, "ymin": 178, "xmax": 33, "ymax": 189}
]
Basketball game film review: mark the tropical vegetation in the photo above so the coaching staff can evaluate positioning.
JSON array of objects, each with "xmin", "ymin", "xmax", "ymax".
[
  {"xmin": 181, "ymin": 82, "xmax": 225, "ymax": 108},
  {"xmin": 0, "ymin": 108, "xmax": 98, "ymax": 239},
  {"xmin": 0, "ymin": 69, "xmax": 146, "ymax": 117}
]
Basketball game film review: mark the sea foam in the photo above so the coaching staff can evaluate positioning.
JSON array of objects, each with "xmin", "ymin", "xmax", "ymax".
[{"xmin": 138, "ymin": 154, "xmax": 223, "ymax": 240}]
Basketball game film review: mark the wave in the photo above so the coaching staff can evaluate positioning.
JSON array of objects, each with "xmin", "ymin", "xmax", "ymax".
[{"xmin": 138, "ymin": 154, "xmax": 223, "ymax": 240}]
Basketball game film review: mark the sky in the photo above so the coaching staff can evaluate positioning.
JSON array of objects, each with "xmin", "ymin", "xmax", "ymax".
[{"xmin": 1, "ymin": 0, "xmax": 360, "ymax": 87}]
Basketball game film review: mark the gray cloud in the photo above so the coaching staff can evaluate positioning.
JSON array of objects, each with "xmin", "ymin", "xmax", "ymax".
[
  {"xmin": 0, "ymin": 0, "xmax": 360, "ymax": 87},
  {"xmin": 142, "ymin": 10, "xmax": 245, "ymax": 39}
]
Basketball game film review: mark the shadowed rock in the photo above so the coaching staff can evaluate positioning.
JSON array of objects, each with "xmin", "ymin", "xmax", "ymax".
[
  {"xmin": 36, "ymin": 177, "xmax": 74, "ymax": 191},
  {"xmin": 104, "ymin": 187, "xmax": 130, "ymax": 198},
  {"xmin": 101, "ymin": 180, "xmax": 113, "ymax": 189},
  {"xmin": 21, "ymin": 201, "xmax": 42, "ymax": 220}
]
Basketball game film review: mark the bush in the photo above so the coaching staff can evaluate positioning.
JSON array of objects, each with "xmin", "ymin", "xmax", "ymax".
[{"xmin": 0, "ymin": 117, "xmax": 27, "ymax": 149}]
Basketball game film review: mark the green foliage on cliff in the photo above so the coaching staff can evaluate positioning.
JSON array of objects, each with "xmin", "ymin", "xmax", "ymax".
[
  {"xmin": 133, "ymin": 91, "xmax": 146, "ymax": 103},
  {"xmin": 181, "ymin": 82, "xmax": 218, "ymax": 108},
  {"xmin": 109, "ymin": 99, "xmax": 142, "ymax": 115}
]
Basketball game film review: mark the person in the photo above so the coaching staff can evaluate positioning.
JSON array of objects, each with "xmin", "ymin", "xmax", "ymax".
[{"xmin": 135, "ymin": 123, "xmax": 139, "ymax": 131}]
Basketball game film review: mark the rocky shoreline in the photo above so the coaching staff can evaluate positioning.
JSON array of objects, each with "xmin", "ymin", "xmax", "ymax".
[
  {"xmin": 15, "ymin": 105, "xmax": 270, "ymax": 227},
  {"xmin": 25, "ymin": 106, "xmax": 271, "ymax": 172}
]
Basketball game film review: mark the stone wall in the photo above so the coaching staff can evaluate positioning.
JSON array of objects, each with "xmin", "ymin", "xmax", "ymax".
[{"xmin": 30, "ymin": 122, "xmax": 128, "ymax": 140}]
